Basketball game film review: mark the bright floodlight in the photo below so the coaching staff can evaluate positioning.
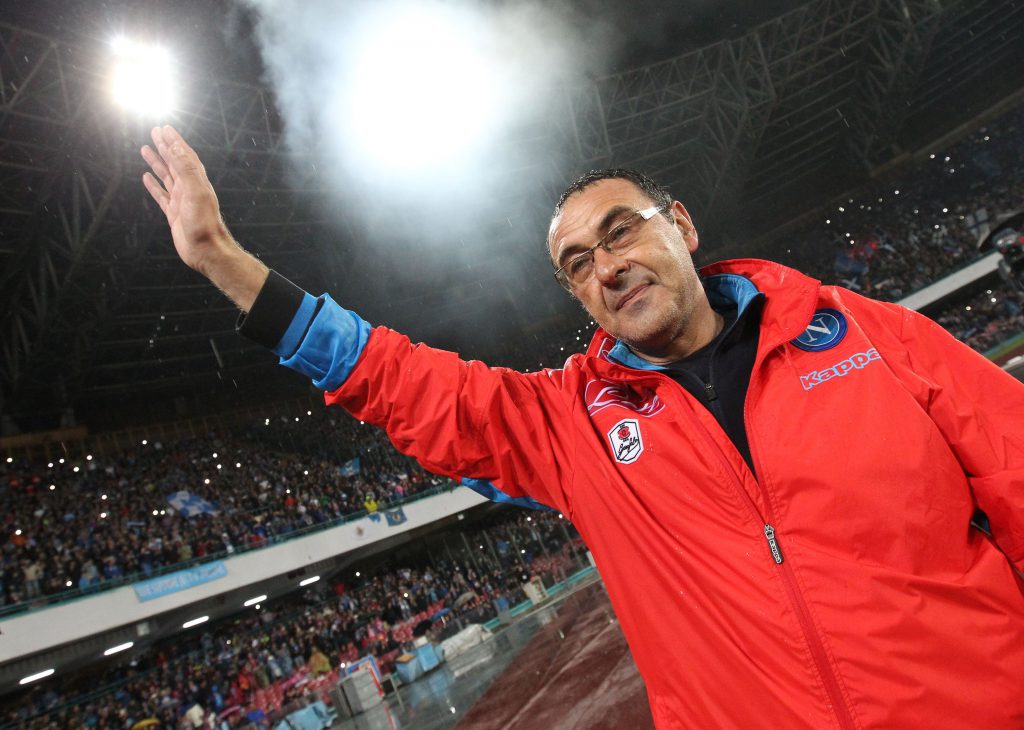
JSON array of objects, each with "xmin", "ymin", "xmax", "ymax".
[
  {"xmin": 299, "ymin": 575, "xmax": 320, "ymax": 587},
  {"xmin": 182, "ymin": 615, "xmax": 209, "ymax": 629},
  {"xmin": 344, "ymin": 5, "xmax": 501, "ymax": 170},
  {"xmin": 110, "ymin": 37, "xmax": 175, "ymax": 115}
]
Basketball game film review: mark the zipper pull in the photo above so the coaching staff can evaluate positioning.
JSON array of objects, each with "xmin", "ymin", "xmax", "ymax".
[
  {"xmin": 703, "ymin": 382, "xmax": 718, "ymax": 401},
  {"xmin": 764, "ymin": 524, "xmax": 783, "ymax": 564}
]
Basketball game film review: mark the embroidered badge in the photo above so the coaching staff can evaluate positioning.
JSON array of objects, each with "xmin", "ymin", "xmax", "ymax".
[
  {"xmin": 792, "ymin": 308, "xmax": 848, "ymax": 352},
  {"xmin": 608, "ymin": 419, "xmax": 644, "ymax": 464}
]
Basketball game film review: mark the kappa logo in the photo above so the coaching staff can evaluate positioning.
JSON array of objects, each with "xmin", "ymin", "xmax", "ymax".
[
  {"xmin": 792, "ymin": 308, "xmax": 848, "ymax": 352},
  {"xmin": 585, "ymin": 379, "xmax": 665, "ymax": 417},
  {"xmin": 608, "ymin": 419, "xmax": 644, "ymax": 464},
  {"xmin": 800, "ymin": 349, "xmax": 880, "ymax": 390}
]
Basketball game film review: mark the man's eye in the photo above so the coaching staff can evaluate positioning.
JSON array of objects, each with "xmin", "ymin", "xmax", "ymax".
[
  {"xmin": 608, "ymin": 221, "xmax": 634, "ymax": 243},
  {"xmin": 568, "ymin": 256, "xmax": 591, "ymax": 275}
]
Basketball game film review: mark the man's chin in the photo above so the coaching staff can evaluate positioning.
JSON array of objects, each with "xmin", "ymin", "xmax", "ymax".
[{"xmin": 614, "ymin": 325, "xmax": 676, "ymax": 360}]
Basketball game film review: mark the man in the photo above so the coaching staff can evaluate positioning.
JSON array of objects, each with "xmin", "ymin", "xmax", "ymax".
[{"xmin": 142, "ymin": 125, "xmax": 1024, "ymax": 728}]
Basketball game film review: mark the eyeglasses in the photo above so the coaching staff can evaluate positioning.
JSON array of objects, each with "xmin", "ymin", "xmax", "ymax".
[{"xmin": 553, "ymin": 205, "xmax": 665, "ymax": 290}]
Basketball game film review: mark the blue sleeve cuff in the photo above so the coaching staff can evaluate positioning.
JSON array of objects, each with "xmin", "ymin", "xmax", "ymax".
[
  {"xmin": 459, "ymin": 477, "xmax": 554, "ymax": 511},
  {"xmin": 277, "ymin": 294, "xmax": 373, "ymax": 391},
  {"xmin": 272, "ymin": 293, "xmax": 320, "ymax": 358}
]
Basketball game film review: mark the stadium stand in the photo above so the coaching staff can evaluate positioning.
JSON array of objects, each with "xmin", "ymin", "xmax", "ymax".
[{"xmin": 3, "ymin": 511, "xmax": 582, "ymax": 728}]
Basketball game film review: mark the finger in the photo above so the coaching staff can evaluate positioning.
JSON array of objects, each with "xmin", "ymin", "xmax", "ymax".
[
  {"xmin": 157, "ymin": 125, "xmax": 205, "ymax": 181},
  {"xmin": 160, "ymin": 124, "xmax": 186, "ymax": 146},
  {"xmin": 142, "ymin": 172, "xmax": 170, "ymax": 214},
  {"xmin": 149, "ymin": 127, "xmax": 177, "ymax": 185},
  {"xmin": 141, "ymin": 145, "xmax": 173, "ymax": 189}
]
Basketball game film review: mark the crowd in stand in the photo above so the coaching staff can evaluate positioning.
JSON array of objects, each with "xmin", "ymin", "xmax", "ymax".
[
  {"xmin": 3, "ymin": 511, "xmax": 580, "ymax": 729},
  {"xmin": 933, "ymin": 285, "xmax": 1024, "ymax": 353},
  {"xmin": 0, "ymin": 422, "xmax": 443, "ymax": 610},
  {"xmin": 769, "ymin": 103, "xmax": 1024, "ymax": 300}
]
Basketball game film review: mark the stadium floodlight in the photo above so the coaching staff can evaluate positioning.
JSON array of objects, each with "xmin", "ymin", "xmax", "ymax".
[
  {"xmin": 342, "ymin": 4, "xmax": 502, "ymax": 171},
  {"xmin": 104, "ymin": 642, "xmax": 134, "ymax": 656},
  {"xmin": 19, "ymin": 669, "xmax": 54, "ymax": 685},
  {"xmin": 299, "ymin": 575, "xmax": 320, "ymax": 587},
  {"xmin": 110, "ymin": 36, "xmax": 176, "ymax": 116},
  {"xmin": 244, "ymin": 594, "xmax": 267, "ymax": 607},
  {"xmin": 182, "ymin": 616, "xmax": 209, "ymax": 629}
]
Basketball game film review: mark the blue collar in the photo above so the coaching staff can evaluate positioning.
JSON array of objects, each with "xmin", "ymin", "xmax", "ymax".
[{"xmin": 607, "ymin": 273, "xmax": 761, "ymax": 371}]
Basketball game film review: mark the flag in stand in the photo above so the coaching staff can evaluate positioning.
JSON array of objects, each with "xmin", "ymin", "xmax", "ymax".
[
  {"xmin": 339, "ymin": 457, "xmax": 361, "ymax": 477},
  {"xmin": 965, "ymin": 207, "xmax": 991, "ymax": 242},
  {"xmin": 166, "ymin": 491, "xmax": 218, "ymax": 517},
  {"xmin": 385, "ymin": 508, "xmax": 408, "ymax": 527}
]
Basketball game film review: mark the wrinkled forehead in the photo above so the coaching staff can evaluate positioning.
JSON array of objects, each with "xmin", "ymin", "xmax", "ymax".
[{"xmin": 547, "ymin": 179, "xmax": 654, "ymax": 261}]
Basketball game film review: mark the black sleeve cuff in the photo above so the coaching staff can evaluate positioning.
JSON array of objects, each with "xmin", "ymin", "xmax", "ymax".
[{"xmin": 236, "ymin": 270, "xmax": 307, "ymax": 350}]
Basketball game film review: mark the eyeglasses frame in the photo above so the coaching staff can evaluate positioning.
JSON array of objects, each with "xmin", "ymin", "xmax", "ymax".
[{"xmin": 552, "ymin": 204, "xmax": 666, "ymax": 291}]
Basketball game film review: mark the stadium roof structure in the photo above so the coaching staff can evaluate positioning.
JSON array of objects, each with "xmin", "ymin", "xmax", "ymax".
[{"xmin": 2, "ymin": 0, "xmax": 1023, "ymax": 431}]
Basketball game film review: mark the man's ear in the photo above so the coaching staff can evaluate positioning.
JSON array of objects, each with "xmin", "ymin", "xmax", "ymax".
[{"xmin": 670, "ymin": 200, "xmax": 699, "ymax": 253}]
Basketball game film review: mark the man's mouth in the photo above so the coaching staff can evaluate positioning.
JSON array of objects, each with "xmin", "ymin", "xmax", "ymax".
[{"xmin": 616, "ymin": 284, "xmax": 649, "ymax": 310}]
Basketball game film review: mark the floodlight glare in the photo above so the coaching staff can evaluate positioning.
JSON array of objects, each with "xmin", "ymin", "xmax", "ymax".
[
  {"xmin": 182, "ymin": 615, "xmax": 209, "ymax": 629},
  {"xmin": 110, "ymin": 37, "xmax": 176, "ymax": 116},
  {"xmin": 299, "ymin": 575, "xmax": 320, "ymax": 587},
  {"xmin": 344, "ymin": 5, "xmax": 502, "ymax": 170}
]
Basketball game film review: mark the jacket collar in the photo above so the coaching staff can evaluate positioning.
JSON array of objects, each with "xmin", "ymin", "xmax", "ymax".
[{"xmin": 585, "ymin": 258, "xmax": 821, "ymax": 368}]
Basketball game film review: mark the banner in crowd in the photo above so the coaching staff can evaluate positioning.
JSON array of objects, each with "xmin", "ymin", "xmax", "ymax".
[
  {"xmin": 965, "ymin": 207, "xmax": 991, "ymax": 240},
  {"xmin": 133, "ymin": 561, "xmax": 228, "ymax": 602},
  {"xmin": 385, "ymin": 507, "xmax": 408, "ymax": 526},
  {"xmin": 339, "ymin": 457, "xmax": 361, "ymax": 477},
  {"xmin": 166, "ymin": 490, "xmax": 218, "ymax": 517}
]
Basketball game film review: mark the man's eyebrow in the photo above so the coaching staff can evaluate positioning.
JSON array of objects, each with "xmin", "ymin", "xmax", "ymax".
[{"xmin": 555, "ymin": 204, "xmax": 635, "ymax": 266}]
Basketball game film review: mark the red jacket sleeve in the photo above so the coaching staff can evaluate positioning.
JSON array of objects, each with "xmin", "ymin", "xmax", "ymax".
[
  {"xmin": 893, "ymin": 304, "xmax": 1024, "ymax": 569},
  {"xmin": 324, "ymin": 326, "xmax": 579, "ymax": 517}
]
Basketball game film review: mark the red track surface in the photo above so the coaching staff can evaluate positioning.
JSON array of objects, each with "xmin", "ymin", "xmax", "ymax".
[{"xmin": 457, "ymin": 585, "xmax": 654, "ymax": 730}]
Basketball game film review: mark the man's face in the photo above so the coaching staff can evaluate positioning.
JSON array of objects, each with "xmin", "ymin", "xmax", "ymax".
[{"xmin": 547, "ymin": 178, "xmax": 705, "ymax": 358}]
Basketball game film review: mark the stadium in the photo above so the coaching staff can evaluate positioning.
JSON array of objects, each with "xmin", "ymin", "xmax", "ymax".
[{"xmin": 2, "ymin": 0, "xmax": 1024, "ymax": 728}]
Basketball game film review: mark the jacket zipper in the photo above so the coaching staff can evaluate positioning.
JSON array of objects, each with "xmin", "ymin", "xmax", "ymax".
[
  {"xmin": 655, "ymin": 368, "xmax": 857, "ymax": 729},
  {"xmin": 743, "ymin": 376, "xmax": 858, "ymax": 730}
]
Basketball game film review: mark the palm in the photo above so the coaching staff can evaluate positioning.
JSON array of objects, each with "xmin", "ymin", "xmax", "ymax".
[{"xmin": 141, "ymin": 126, "xmax": 225, "ymax": 272}]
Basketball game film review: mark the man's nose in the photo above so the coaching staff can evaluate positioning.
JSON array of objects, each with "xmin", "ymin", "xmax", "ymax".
[{"xmin": 593, "ymin": 246, "xmax": 629, "ymax": 284}]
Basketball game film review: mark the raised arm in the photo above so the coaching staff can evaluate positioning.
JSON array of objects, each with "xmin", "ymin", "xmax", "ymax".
[
  {"xmin": 141, "ymin": 125, "xmax": 268, "ymax": 311},
  {"xmin": 140, "ymin": 126, "xmax": 577, "ymax": 515}
]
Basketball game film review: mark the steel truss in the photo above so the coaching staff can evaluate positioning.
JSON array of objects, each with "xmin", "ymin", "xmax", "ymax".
[
  {"xmin": 1, "ymin": 0, "xmax": 1022, "ymax": 423},
  {"xmin": 0, "ymin": 22, "xmax": 335, "ymax": 420},
  {"xmin": 561, "ymin": 0, "xmax": 1022, "ymax": 235}
]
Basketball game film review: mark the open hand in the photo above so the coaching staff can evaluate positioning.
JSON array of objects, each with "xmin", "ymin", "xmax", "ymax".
[
  {"xmin": 141, "ymin": 126, "xmax": 268, "ymax": 311},
  {"xmin": 141, "ymin": 126, "xmax": 230, "ymax": 275}
]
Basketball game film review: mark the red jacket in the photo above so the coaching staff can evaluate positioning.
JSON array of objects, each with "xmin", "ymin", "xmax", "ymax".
[{"xmin": 325, "ymin": 259, "xmax": 1024, "ymax": 728}]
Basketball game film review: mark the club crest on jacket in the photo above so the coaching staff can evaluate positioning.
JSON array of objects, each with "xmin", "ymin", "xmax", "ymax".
[{"xmin": 608, "ymin": 419, "xmax": 644, "ymax": 464}]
